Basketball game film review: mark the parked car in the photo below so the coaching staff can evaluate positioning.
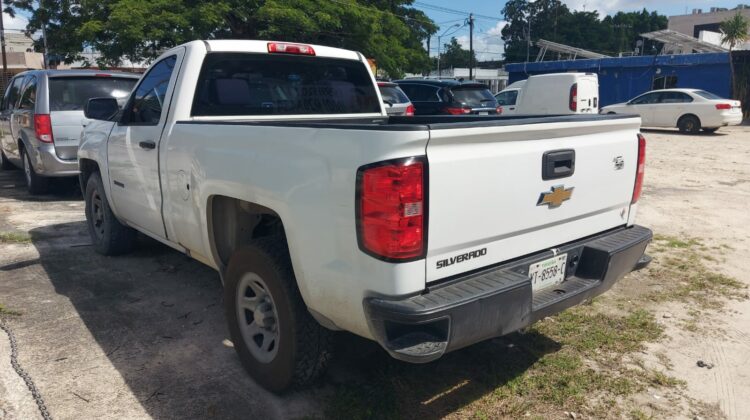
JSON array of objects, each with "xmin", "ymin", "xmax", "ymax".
[
  {"xmin": 79, "ymin": 40, "xmax": 651, "ymax": 392},
  {"xmin": 394, "ymin": 79, "xmax": 501, "ymax": 115},
  {"xmin": 377, "ymin": 81, "xmax": 414, "ymax": 116},
  {"xmin": 601, "ymin": 89, "xmax": 743, "ymax": 133},
  {"xmin": 0, "ymin": 70, "xmax": 140, "ymax": 193},
  {"xmin": 496, "ymin": 73, "xmax": 599, "ymax": 116},
  {"xmin": 494, "ymin": 80, "xmax": 525, "ymax": 114}
]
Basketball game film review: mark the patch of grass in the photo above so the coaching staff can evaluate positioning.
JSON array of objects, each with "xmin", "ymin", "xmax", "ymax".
[
  {"xmin": 0, "ymin": 231, "xmax": 31, "ymax": 244},
  {"xmin": 646, "ymin": 235, "xmax": 747, "ymax": 310},
  {"xmin": 325, "ymin": 305, "xmax": 667, "ymax": 419},
  {"xmin": 652, "ymin": 234, "xmax": 700, "ymax": 249},
  {"xmin": 0, "ymin": 304, "xmax": 21, "ymax": 316},
  {"xmin": 646, "ymin": 369, "xmax": 685, "ymax": 388}
]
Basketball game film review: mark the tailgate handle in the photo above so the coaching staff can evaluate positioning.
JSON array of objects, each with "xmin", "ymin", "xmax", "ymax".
[{"xmin": 542, "ymin": 149, "xmax": 575, "ymax": 180}]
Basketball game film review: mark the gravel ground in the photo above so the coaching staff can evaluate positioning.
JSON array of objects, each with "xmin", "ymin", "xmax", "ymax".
[{"xmin": 1, "ymin": 124, "xmax": 749, "ymax": 419}]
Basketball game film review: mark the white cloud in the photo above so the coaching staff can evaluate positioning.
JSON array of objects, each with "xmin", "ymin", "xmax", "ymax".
[
  {"xmin": 3, "ymin": 12, "xmax": 29, "ymax": 31},
  {"xmin": 455, "ymin": 21, "xmax": 507, "ymax": 61}
]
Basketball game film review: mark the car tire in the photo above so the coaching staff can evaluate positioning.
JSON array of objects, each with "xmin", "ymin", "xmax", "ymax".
[
  {"xmin": 21, "ymin": 147, "xmax": 49, "ymax": 194},
  {"xmin": 702, "ymin": 128, "xmax": 719, "ymax": 134},
  {"xmin": 224, "ymin": 237, "xmax": 333, "ymax": 393},
  {"xmin": 84, "ymin": 172, "xmax": 136, "ymax": 255},
  {"xmin": 677, "ymin": 115, "xmax": 701, "ymax": 134},
  {"xmin": 0, "ymin": 150, "xmax": 14, "ymax": 170}
]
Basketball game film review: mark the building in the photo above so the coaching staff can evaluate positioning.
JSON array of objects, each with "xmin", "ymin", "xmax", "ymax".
[
  {"xmin": 4, "ymin": 32, "xmax": 35, "ymax": 52},
  {"xmin": 668, "ymin": 6, "xmax": 750, "ymax": 50},
  {"xmin": 505, "ymin": 53, "xmax": 731, "ymax": 107}
]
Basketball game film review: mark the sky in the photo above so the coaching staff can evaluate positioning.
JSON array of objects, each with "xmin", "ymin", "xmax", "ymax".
[
  {"xmin": 414, "ymin": 0, "xmax": 747, "ymax": 60},
  {"xmin": 2, "ymin": 1, "xmax": 746, "ymax": 59}
]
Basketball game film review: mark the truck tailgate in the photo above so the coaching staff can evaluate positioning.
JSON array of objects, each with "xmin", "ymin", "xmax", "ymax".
[{"xmin": 425, "ymin": 117, "xmax": 641, "ymax": 282}]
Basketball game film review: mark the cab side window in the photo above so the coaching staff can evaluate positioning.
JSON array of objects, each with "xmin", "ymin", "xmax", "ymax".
[
  {"xmin": 495, "ymin": 90, "xmax": 518, "ymax": 106},
  {"xmin": 18, "ymin": 77, "xmax": 37, "ymax": 110},
  {"xmin": 630, "ymin": 93, "xmax": 659, "ymax": 105},
  {"xmin": 125, "ymin": 55, "xmax": 177, "ymax": 125},
  {"xmin": 2, "ymin": 77, "xmax": 26, "ymax": 111}
]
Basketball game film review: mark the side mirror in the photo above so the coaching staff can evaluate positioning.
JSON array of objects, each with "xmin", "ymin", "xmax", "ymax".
[{"xmin": 84, "ymin": 97, "xmax": 119, "ymax": 121}]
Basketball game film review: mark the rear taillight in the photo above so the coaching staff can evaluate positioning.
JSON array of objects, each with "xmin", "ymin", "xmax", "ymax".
[
  {"xmin": 632, "ymin": 134, "xmax": 646, "ymax": 204},
  {"xmin": 569, "ymin": 83, "xmax": 578, "ymax": 112},
  {"xmin": 715, "ymin": 103, "xmax": 732, "ymax": 110},
  {"xmin": 405, "ymin": 104, "xmax": 415, "ymax": 116},
  {"xmin": 444, "ymin": 106, "xmax": 471, "ymax": 115},
  {"xmin": 496, "ymin": 106, "xmax": 503, "ymax": 114},
  {"xmin": 267, "ymin": 42, "xmax": 315, "ymax": 55},
  {"xmin": 34, "ymin": 114, "xmax": 53, "ymax": 143},
  {"xmin": 357, "ymin": 157, "xmax": 426, "ymax": 261}
]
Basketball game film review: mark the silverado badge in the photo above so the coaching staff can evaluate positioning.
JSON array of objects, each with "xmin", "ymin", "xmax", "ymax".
[{"xmin": 538, "ymin": 185, "xmax": 574, "ymax": 208}]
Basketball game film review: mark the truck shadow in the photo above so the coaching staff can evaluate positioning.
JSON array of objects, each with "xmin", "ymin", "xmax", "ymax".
[
  {"xmin": 25, "ymin": 219, "xmax": 558, "ymax": 419},
  {"xmin": 640, "ymin": 128, "xmax": 728, "ymax": 137}
]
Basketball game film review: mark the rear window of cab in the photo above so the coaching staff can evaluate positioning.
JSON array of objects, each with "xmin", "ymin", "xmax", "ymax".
[{"xmin": 191, "ymin": 53, "xmax": 381, "ymax": 116}]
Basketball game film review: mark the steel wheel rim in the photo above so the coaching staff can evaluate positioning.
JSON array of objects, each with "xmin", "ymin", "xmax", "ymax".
[
  {"xmin": 236, "ymin": 272, "xmax": 280, "ymax": 363},
  {"xmin": 90, "ymin": 190, "xmax": 106, "ymax": 239},
  {"xmin": 23, "ymin": 153, "xmax": 31, "ymax": 185}
]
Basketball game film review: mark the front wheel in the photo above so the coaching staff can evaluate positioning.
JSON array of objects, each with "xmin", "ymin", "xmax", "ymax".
[
  {"xmin": 84, "ymin": 172, "xmax": 136, "ymax": 255},
  {"xmin": 224, "ymin": 238, "xmax": 333, "ymax": 392},
  {"xmin": 21, "ymin": 147, "xmax": 48, "ymax": 194}
]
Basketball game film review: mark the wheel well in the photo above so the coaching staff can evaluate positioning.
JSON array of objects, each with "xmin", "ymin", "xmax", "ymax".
[
  {"xmin": 78, "ymin": 158, "xmax": 100, "ymax": 190},
  {"xmin": 209, "ymin": 196, "xmax": 286, "ymax": 268}
]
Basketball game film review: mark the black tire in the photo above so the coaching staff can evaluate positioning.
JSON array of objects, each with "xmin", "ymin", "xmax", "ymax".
[
  {"xmin": 0, "ymin": 150, "xmax": 14, "ymax": 170},
  {"xmin": 224, "ymin": 238, "xmax": 333, "ymax": 392},
  {"xmin": 677, "ymin": 115, "xmax": 701, "ymax": 134},
  {"xmin": 84, "ymin": 172, "xmax": 136, "ymax": 255},
  {"xmin": 702, "ymin": 127, "xmax": 719, "ymax": 134},
  {"xmin": 21, "ymin": 147, "xmax": 49, "ymax": 194}
]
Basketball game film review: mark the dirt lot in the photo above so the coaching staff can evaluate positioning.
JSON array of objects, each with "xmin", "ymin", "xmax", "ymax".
[{"xmin": 1, "ymin": 125, "xmax": 749, "ymax": 420}]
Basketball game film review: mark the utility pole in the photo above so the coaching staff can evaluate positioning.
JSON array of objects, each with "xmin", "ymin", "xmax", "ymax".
[
  {"xmin": 0, "ymin": 0, "xmax": 8, "ymax": 89},
  {"xmin": 468, "ymin": 13, "xmax": 474, "ymax": 80},
  {"xmin": 41, "ymin": 23, "xmax": 49, "ymax": 69},
  {"xmin": 526, "ymin": 18, "xmax": 531, "ymax": 63}
]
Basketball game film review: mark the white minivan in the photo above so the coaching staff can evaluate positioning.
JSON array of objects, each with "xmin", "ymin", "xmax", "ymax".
[{"xmin": 495, "ymin": 73, "xmax": 599, "ymax": 116}]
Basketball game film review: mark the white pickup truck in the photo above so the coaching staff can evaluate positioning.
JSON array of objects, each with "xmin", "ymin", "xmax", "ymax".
[{"xmin": 78, "ymin": 40, "xmax": 652, "ymax": 392}]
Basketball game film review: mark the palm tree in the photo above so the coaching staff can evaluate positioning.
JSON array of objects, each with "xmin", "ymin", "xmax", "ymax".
[{"xmin": 721, "ymin": 12, "xmax": 749, "ymax": 98}]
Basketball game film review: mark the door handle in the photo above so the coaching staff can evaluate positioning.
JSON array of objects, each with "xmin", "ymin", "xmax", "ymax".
[
  {"xmin": 542, "ymin": 149, "xmax": 576, "ymax": 180},
  {"xmin": 138, "ymin": 140, "xmax": 156, "ymax": 150}
]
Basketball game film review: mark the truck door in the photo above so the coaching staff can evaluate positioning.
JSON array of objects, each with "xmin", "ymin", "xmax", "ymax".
[{"xmin": 107, "ymin": 51, "xmax": 183, "ymax": 237}]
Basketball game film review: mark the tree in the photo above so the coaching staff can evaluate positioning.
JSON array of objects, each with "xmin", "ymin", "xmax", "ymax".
[
  {"xmin": 500, "ymin": 0, "xmax": 667, "ymax": 62},
  {"xmin": 6, "ymin": 0, "xmax": 437, "ymax": 78},
  {"xmin": 721, "ymin": 12, "xmax": 750, "ymax": 98},
  {"xmin": 438, "ymin": 37, "xmax": 476, "ymax": 69}
]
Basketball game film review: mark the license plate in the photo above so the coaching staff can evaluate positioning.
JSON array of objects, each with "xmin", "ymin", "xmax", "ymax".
[
  {"xmin": 529, "ymin": 254, "xmax": 567, "ymax": 291},
  {"xmin": 479, "ymin": 111, "xmax": 489, "ymax": 115}
]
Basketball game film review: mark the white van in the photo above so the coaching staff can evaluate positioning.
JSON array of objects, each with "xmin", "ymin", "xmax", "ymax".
[{"xmin": 495, "ymin": 73, "xmax": 599, "ymax": 116}]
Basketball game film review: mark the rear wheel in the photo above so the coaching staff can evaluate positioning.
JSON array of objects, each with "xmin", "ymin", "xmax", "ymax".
[
  {"xmin": 224, "ymin": 238, "xmax": 333, "ymax": 392},
  {"xmin": 84, "ymin": 172, "xmax": 136, "ymax": 255},
  {"xmin": 677, "ymin": 115, "xmax": 701, "ymax": 134},
  {"xmin": 21, "ymin": 147, "xmax": 48, "ymax": 194},
  {"xmin": 0, "ymin": 150, "xmax": 14, "ymax": 170}
]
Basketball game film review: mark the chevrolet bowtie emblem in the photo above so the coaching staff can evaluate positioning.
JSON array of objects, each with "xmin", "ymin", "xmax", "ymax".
[{"xmin": 538, "ymin": 185, "xmax": 574, "ymax": 208}]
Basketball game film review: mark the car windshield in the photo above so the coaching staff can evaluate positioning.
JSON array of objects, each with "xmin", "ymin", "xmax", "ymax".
[
  {"xmin": 379, "ymin": 85, "xmax": 410, "ymax": 104},
  {"xmin": 451, "ymin": 86, "xmax": 496, "ymax": 107},
  {"xmin": 694, "ymin": 90, "xmax": 724, "ymax": 100},
  {"xmin": 192, "ymin": 53, "xmax": 381, "ymax": 116},
  {"xmin": 49, "ymin": 76, "xmax": 137, "ymax": 111}
]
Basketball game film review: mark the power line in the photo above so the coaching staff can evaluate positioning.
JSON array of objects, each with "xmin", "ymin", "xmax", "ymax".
[{"xmin": 413, "ymin": 1, "xmax": 504, "ymax": 22}]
